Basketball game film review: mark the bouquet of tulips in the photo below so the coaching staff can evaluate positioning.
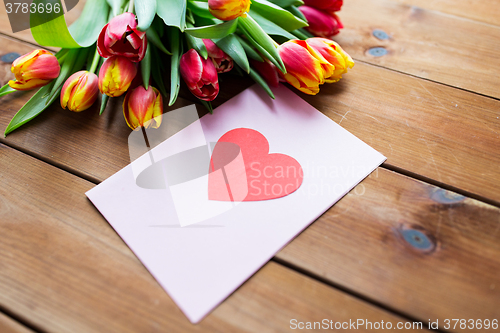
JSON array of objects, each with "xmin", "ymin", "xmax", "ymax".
[{"xmin": 0, "ymin": 0, "xmax": 353, "ymax": 135}]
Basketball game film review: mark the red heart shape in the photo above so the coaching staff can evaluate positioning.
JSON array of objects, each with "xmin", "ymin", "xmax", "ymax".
[{"xmin": 208, "ymin": 128, "xmax": 303, "ymax": 201}]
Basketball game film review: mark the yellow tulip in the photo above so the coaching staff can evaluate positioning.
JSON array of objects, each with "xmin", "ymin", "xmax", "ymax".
[
  {"xmin": 60, "ymin": 71, "xmax": 99, "ymax": 112},
  {"xmin": 208, "ymin": 0, "xmax": 251, "ymax": 21}
]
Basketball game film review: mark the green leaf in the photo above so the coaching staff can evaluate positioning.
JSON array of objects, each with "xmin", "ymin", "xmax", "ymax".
[
  {"xmin": 30, "ymin": 0, "xmax": 110, "ymax": 48},
  {"xmin": 169, "ymin": 28, "xmax": 182, "ymax": 106},
  {"xmin": 46, "ymin": 49, "xmax": 78, "ymax": 102},
  {"xmin": 105, "ymin": 0, "xmax": 126, "ymax": 16},
  {"xmin": 185, "ymin": 19, "xmax": 238, "ymax": 39},
  {"xmin": 199, "ymin": 100, "xmax": 213, "ymax": 114},
  {"xmin": 157, "ymin": 0, "xmax": 187, "ymax": 31},
  {"xmin": 0, "ymin": 84, "xmax": 16, "ymax": 98},
  {"xmin": 186, "ymin": 9, "xmax": 196, "ymax": 25},
  {"xmin": 213, "ymin": 35, "xmax": 250, "ymax": 73},
  {"xmin": 150, "ymin": 46, "xmax": 169, "ymax": 97},
  {"xmin": 141, "ymin": 44, "xmax": 152, "ymax": 90},
  {"xmin": 291, "ymin": 28, "xmax": 309, "ymax": 40},
  {"xmin": 267, "ymin": 0, "xmax": 303, "ymax": 7},
  {"xmin": 250, "ymin": 10, "xmax": 297, "ymax": 40},
  {"xmin": 136, "ymin": 0, "xmax": 157, "ymax": 31},
  {"xmin": 248, "ymin": 66, "xmax": 275, "ymax": 99},
  {"xmin": 100, "ymin": 94, "xmax": 109, "ymax": 115},
  {"xmin": 185, "ymin": 33, "xmax": 208, "ymax": 59},
  {"xmin": 4, "ymin": 84, "xmax": 60, "ymax": 136},
  {"xmin": 187, "ymin": 1, "xmax": 214, "ymax": 19},
  {"xmin": 238, "ymin": 14, "xmax": 285, "ymax": 73},
  {"xmin": 251, "ymin": 0, "xmax": 308, "ymax": 31},
  {"xmin": 286, "ymin": 5, "xmax": 307, "ymax": 21},
  {"xmin": 146, "ymin": 27, "xmax": 172, "ymax": 55},
  {"xmin": 295, "ymin": 27, "xmax": 314, "ymax": 38},
  {"xmin": 235, "ymin": 36, "xmax": 264, "ymax": 62}
]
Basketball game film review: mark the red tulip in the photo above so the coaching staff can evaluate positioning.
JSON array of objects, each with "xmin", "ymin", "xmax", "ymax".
[
  {"xmin": 299, "ymin": 6, "xmax": 343, "ymax": 38},
  {"xmin": 98, "ymin": 56, "xmax": 137, "ymax": 97},
  {"xmin": 250, "ymin": 59, "xmax": 280, "ymax": 87},
  {"xmin": 9, "ymin": 49, "xmax": 60, "ymax": 91},
  {"xmin": 303, "ymin": 0, "xmax": 343, "ymax": 12},
  {"xmin": 97, "ymin": 12, "xmax": 147, "ymax": 62},
  {"xmin": 60, "ymin": 71, "xmax": 99, "ymax": 112},
  {"xmin": 180, "ymin": 49, "xmax": 219, "ymax": 101},
  {"xmin": 123, "ymin": 86, "xmax": 163, "ymax": 130},
  {"xmin": 203, "ymin": 39, "xmax": 234, "ymax": 73}
]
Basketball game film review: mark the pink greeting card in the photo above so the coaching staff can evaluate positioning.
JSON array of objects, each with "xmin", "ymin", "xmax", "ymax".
[{"xmin": 86, "ymin": 84, "xmax": 386, "ymax": 323}]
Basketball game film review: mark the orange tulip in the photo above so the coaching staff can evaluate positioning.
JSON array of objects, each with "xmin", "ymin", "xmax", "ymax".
[
  {"xmin": 9, "ymin": 49, "xmax": 60, "ymax": 91},
  {"xmin": 306, "ymin": 38, "xmax": 354, "ymax": 83},
  {"xmin": 208, "ymin": 0, "xmax": 251, "ymax": 21},
  {"xmin": 278, "ymin": 40, "xmax": 331, "ymax": 95},
  {"xmin": 98, "ymin": 56, "xmax": 137, "ymax": 97},
  {"xmin": 123, "ymin": 86, "xmax": 163, "ymax": 130},
  {"xmin": 60, "ymin": 71, "xmax": 99, "ymax": 112},
  {"xmin": 278, "ymin": 38, "xmax": 353, "ymax": 94}
]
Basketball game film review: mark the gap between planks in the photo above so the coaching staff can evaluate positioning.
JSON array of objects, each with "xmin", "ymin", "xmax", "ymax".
[
  {"xmin": 353, "ymin": 58, "xmax": 500, "ymax": 103},
  {"xmin": 0, "ymin": 307, "xmax": 41, "ymax": 333},
  {"xmin": 272, "ymin": 257, "xmax": 447, "ymax": 333}
]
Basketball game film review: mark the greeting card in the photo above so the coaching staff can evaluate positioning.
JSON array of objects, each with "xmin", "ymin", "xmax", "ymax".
[{"xmin": 86, "ymin": 84, "xmax": 386, "ymax": 323}]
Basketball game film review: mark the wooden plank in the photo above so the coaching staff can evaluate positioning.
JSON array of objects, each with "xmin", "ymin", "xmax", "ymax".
[
  {"xmin": 276, "ymin": 167, "xmax": 500, "ymax": 331},
  {"xmin": 0, "ymin": 313, "xmax": 34, "ymax": 333},
  {"xmin": 334, "ymin": 0, "xmax": 500, "ymax": 98},
  {"xmin": 1, "ymin": 21, "xmax": 499, "ymax": 331},
  {"xmin": 393, "ymin": 0, "xmax": 500, "ymax": 27},
  {"xmin": 0, "ymin": 143, "xmax": 426, "ymax": 332},
  {"xmin": 1, "ymin": 35, "xmax": 499, "ymax": 202}
]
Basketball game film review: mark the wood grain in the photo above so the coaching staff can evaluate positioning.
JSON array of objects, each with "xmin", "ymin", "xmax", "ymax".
[
  {"xmin": 393, "ymin": 0, "xmax": 500, "ymax": 26},
  {"xmin": 0, "ymin": 143, "xmax": 426, "ymax": 333},
  {"xmin": 276, "ymin": 167, "xmax": 500, "ymax": 332},
  {"xmin": 1, "ymin": 35, "xmax": 499, "ymax": 202},
  {"xmin": 0, "ymin": 313, "xmax": 33, "ymax": 333},
  {"xmin": 334, "ymin": 0, "xmax": 500, "ymax": 98},
  {"xmin": 0, "ymin": 9, "xmax": 499, "ymax": 332}
]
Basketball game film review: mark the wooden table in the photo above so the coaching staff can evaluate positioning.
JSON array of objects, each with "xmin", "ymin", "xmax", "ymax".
[{"xmin": 0, "ymin": 0, "xmax": 499, "ymax": 332}]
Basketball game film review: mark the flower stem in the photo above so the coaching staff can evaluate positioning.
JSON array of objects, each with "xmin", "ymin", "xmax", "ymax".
[
  {"xmin": 128, "ymin": 0, "xmax": 134, "ymax": 13},
  {"xmin": 89, "ymin": 47, "xmax": 101, "ymax": 74}
]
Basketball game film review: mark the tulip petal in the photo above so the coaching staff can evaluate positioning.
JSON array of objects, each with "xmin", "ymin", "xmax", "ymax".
[{"xmin": 97, "ymin": 24, "xmax": 114, "ymax": 58}]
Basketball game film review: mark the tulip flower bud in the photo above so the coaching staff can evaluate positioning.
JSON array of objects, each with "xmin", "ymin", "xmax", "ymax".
[
  {"xmin": 208, "ymin": 0, "xmax": 251, "ymax": 21},
  {"xmin": 97, "ymin": 12, "xmax": 147, "ymax": 62},
  {"xmin": 180, "ymin": 49, "xmax": 219, "ymax": 102},
  {"xmin": 60, "ymin": 71, "xmax": 99, "ymax": 112},
  {"xmin": 299, "ymin": 6, "xmax": 343, "ymax": 38},
  {"xmin": 203, "ymin": 39, "xmax": 234, "ymax": 73},
  {"xmin": 98, "ymin": 56, "xmax": 137, "ymax": 97},
  {"xmin": 8, "ymin": 49, "xmax": 60, "ymax": 91},
  {"xmin": 278, "ymin": 40, "xmax": 332, "ymax": 95},
  {"xmin": 303, "ymin": 0, "xmax": 343, "ymax": 12},
  {"xmin": 306, "ymin": 38, "xmax": 354, "ymax": 83},
  {"xmin": 250, "ymin": 59, "xmax": 280, "ymax": 87},
  {"xmin": 123, "ymin": 86, "xmax": 163, "ymax": 130}
]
